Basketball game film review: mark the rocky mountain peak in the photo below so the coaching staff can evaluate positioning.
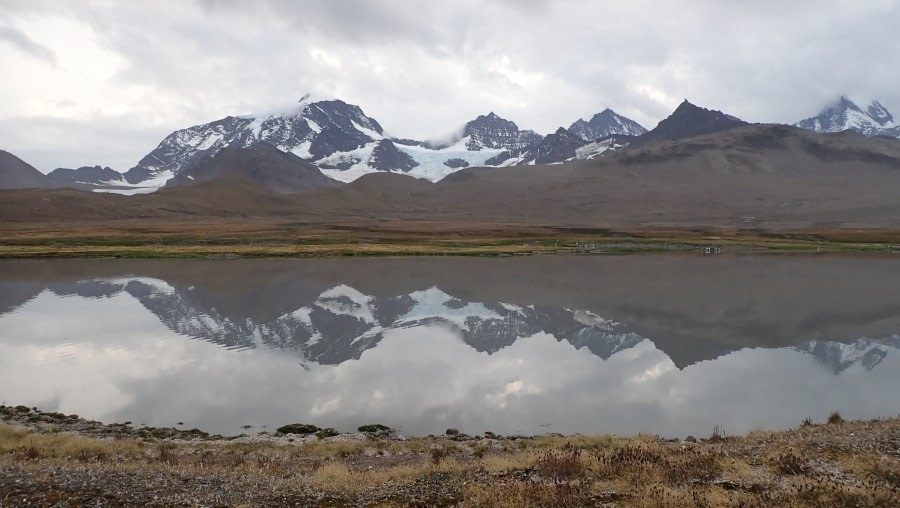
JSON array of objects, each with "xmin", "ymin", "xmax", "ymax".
[
  {"xmin": 634, "ymin": 100, "xmax": 748, "ymax": 146},
  {"xmin": 48, "ymin": 165, "xmax": 122, "ymax": 185},
  {"xmin": 795, "ymin": 96, "xmax": 899, "ymax": 138},
  {"xmin": 462, "ymin": 112, "xmax": 541, "ymax": 151},
  {"xmin": 464, "ymin": 112, "xmax": 519, "ymax": 133},
  {"xmin": 568, "ymin": 108, "xmax": 647, "ymax": 142},
  {"xmin": 121, "ymin": 97, "xmax": 385, "ymax": 185}
]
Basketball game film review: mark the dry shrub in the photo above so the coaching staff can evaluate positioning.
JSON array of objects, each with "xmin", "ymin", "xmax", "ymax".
[
  {"xmin": 430, "ymin": 445, "xmax": 449, "ymax": 465},
  {"xmin": 155, "ymin": 443, "xmax": 178, "ymax": 465},
  {"xmin": 593, "ymin": 443, "xmax": 722, "ymax": 485},
  {"xmin": 769, "ymin": 449, "xmax": 807, "ymax": 476},
  {"xmin": 537, "ymin": 449, "xmax": 585, "ymax": 482},
  {"xmin": 631, "ymin": 484, "xmax": 735, "ymax": 508},
  {"xmin": 663, "ymin": 448, "xmax": 722, "ymax": 484},
  {"xmin": 464, "ymin": 481, "xmax": 588, "ymax": 508},
  {"xmin": 594, "ymin": 443, "xmax": 666, "ymax": 481},
  {"xmin": 827, "ymin": 411, "xmax": 845, "ymax": 424},
  {"xmin": 788, "ymin": 478, "xmax": 900, "ymax": 508}
]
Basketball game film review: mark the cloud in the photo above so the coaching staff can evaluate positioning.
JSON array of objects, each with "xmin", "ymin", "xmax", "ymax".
[
  {"xmin": 0, "ymin": 25, "xmax": 56, "ymax": 65},
  {"xmin": 1, "ymin": 0, "xmax": 899, "ymax": 171}
]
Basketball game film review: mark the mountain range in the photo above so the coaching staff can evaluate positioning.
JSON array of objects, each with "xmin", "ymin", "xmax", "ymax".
[
  {"xmin": 4, "ymin": 93, "xmax": 900, "ymax": 237},
  {"xmin": 6, "ymin": 94, "xmax": 897, "ymax": 194},
  {"xmin": 5, "ymin": 255, "xmax": 900, "ymax": 370},
  {"xmin": 3, "ymin": 267, "xmax": 898, "ymax": 373}
]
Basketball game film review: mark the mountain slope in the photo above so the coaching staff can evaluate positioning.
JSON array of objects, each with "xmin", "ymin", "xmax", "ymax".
[
  {"xmin": 795, "ymin": 96, "xmax": 900, "ymax": 138},
  {"xmin": 511, "ymin": 127, "xmax": 587, "ymax": 165},
  {"xmin": 164, "ymin": 143, "xmax": 339, "ymax": 194},
  {"xmin": 0, "ymin": 149, "xmax": 63, "ymax": 190},
  {"xmin": 569, "ymin": 109, "xmax": 647, "ymax": 141},
  {"xmin": 48, "ymin": 165, "xmax": 125, "ymax": 186},
  {"xmin": 7, "ymin": 124, "xmax": 900, "ymax": 231},
  {"xmin": 634, "ymin": 100, "xmax": 748, "ymax": 147}
]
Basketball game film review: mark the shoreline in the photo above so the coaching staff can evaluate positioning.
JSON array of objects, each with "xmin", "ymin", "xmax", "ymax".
[
  {"xmin": 3, "ymin": 222, "xmax": 900, "ymax": 259},
  {"xmin": 3, "ymin": 405, "xmax": 898, "ymax": 506},
  {"xmin": 1, "ymin": 234, "xmax": 898, "ymax": 259}
]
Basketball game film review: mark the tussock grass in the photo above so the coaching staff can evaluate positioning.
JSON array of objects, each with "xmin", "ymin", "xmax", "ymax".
[
  {"xmin": 0, "ymin": 424, "xmax": 144, "ymax": 461},
  {"xmin": 3, "ymin": 418, "xmax": 900, "ymax": 507}
]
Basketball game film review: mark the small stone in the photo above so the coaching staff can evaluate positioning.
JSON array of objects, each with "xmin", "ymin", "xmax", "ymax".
[{"xmin": 445, "ymin": 428, "xmax": 460, "ymax": 436}]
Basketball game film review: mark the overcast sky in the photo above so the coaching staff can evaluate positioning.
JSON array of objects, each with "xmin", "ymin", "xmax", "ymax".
[{"xmin": 3, "ymin": 0, "xmax": 899, "ymax": 172}]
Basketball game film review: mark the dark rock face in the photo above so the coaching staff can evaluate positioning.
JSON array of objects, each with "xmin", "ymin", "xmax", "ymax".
[
  {"xmin": 484, "ymin": 151, "xmax": 514, "ymax": 166},
  {"xmin": 164, "ymin": 143, "xmax": 338, "ymax": 194},
  {"xmin": 634, "ymin": 100, "xmax": 748, "ymax": 147},
  {"xmin": 308, "ymin": 125, "xmax": 371, "ymax": 160},
  {"xmin": 569, "ymin": 109, "xmax": 647, "ymax": 142},
  {"xmin": 123, "ymin": 98, "xmax": 384, "ymax": 184},
  {"xmin": 443, "ymin": 158, "xmax": 469, "ymax": 168},
  {"xmin": 533, "ymin": 128, "xmax": 585, "ymax": 165},
  {"xmin": 463, "ymin": 112, "xmax": 542, "ymax": 151},
  {"xmin": 512, "ymin": 128, "xmax": 586, "ymax": 165},
  {"xmin": 368, "ymin": 140, "xmax": 419, "ymax": 172},
  {"xmin": 48, "ymin": 165, "xmax": 122, "ymax": 185}
]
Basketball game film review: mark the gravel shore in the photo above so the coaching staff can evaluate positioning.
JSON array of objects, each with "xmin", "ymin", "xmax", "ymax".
[{"xmin": 1, "ymin": 405, "xmax": 898, "ymax": 507}]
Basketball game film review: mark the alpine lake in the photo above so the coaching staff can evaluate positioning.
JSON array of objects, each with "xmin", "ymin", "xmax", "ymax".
[{"xmin": 1, "ymin": 254, "xmax": 898, "ymax": 438}]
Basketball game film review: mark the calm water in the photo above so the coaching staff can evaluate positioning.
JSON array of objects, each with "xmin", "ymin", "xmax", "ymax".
[{"xmin": 0, "ymin": 256, "xmax": 898, "ymax": 438}]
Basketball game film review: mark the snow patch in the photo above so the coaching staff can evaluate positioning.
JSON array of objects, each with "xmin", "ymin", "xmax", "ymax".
[
  {"xmin": 352, "ymin": 120, "xmax": 383, "ymax": 141},
  {"xmin": 290, "ymin": 141, "xmax": 313, "ymax": 159},
  {"xmin": 197, "ymin": 132, "xmax": 224, "ymax": 151}
]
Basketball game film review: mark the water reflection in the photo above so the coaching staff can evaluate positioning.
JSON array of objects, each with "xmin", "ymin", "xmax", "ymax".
[{"xmin": 0, "ymin": 257, "xmax": 898, "ymax": 437}]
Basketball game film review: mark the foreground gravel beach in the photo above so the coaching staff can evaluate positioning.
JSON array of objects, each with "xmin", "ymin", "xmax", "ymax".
[{"xmin": 1, "ymin": 405, "xmax": 898, "ymax": 507}]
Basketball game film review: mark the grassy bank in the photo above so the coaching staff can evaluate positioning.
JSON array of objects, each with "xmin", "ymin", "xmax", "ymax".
[
  {"xmin": 2, "ymin": 406, "xmax": 898, "ymax": 507},
  {"xmin": 1, "ymin": 228, "xmax": 898, "ymax": 259}
]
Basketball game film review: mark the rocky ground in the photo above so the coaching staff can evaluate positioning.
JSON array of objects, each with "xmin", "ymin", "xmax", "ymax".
[{"xmin": 1, "ymin": 405, "xmax": 898, "ymax": 507}]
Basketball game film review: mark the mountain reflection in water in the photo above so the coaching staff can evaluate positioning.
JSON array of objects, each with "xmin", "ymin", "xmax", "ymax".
[{"xmin": 1, "ymin": 256, "xmax": 899, "ymax": 436}]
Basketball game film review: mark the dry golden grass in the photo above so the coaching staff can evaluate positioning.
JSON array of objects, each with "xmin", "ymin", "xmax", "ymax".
[
  {"xmin": 478, "ymin": 451, "xmax": 540, "ymax": 473},
  {"xmin": 0, "ymin": 424, "xmax": 145, "ymax": 461},
  {"xmin": 3, "ymin": 418, "xmax": 900, "ymax": 507}
]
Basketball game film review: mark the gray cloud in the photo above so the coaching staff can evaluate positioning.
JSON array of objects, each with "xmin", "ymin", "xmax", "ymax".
[
  {"xmin": 0, "ymin": 25, "xmax": 56, "ymax": 65},
  {"xmin": 2, "ymin": 0, "xmax": 899, "ymax": 172}
]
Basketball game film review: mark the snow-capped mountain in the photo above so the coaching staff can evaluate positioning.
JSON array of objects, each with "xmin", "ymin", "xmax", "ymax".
[
  {"xmin": 47, "ymin": 278, "xmax": 646, "ymax": 366},
  {"xmin": 458, "ymin": 112, "xmax": 543, "ymax": 151},
  {"xmin": 42, "ymin": 277, "xmax": 900, "ymax": 374},
  {"xmin": 490, "ymin": 127, "xmax": 588, "ymax": 166},
  {"xmin": 794, "ymin": 336, "xmax": 900, "ymax": 374},
  {"xmin": 115, "ymin": 99, "xmax": 559, "ymax": 188},
  {"xmin": 122, "ymin": 95, "xmax": 385, "ymax": 185},
  {"xmin": 795, "ymin": 96, "xmax": 900, "ymax": 138},
  {"xmin": 568, "ymin": 109, "xmax": 648, "ymax": 142},
  {"xmin": 34, "ymin": 96, "xmax": 677, "ymax": 192}
]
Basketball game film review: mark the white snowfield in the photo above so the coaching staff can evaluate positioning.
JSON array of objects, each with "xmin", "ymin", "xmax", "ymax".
[{"xmin": 320, "ymin": 136, "xmax": 506, "ymax": 183}]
